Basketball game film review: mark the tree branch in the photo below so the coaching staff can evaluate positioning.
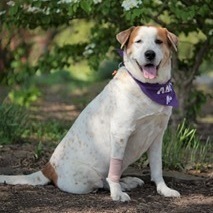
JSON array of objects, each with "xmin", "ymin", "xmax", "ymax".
[{"xmin": 184, "ymin": 37, "xmax": 211, "ymax": 86}]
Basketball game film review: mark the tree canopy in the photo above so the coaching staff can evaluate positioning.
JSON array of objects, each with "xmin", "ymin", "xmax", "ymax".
[{"xmin": 0, "ymin": 0, "xmax": 212, "ymax": 122}]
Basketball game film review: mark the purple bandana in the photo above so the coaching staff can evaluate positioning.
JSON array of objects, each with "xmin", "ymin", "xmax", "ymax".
[{"xmin": 128, "ymin": 72, "xmax": 178, "ymax": 108}]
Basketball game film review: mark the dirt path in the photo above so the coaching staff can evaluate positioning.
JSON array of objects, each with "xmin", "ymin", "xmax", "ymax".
[
  {"xmin": 0, "ymin": 144, "xmax": 212, "ymax": 213},
  {"xmin": 0, "ymin": 180, "xmax": 212, "ymax": 213}
]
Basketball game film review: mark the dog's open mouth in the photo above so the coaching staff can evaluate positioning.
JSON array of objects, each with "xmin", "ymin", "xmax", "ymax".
[{"xmin": 141, "ymin": 64, "xmax": 158, "ymax": 79}]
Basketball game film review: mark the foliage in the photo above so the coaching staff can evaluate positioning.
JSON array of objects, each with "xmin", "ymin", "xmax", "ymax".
[
  {"xmin": 0, "ymin": 104, "xmax": 29, "ymax": 144},
  {"xmin": 162, "ymin": 119, "xmax": 212, "ymax": 170},
  {"xmin": 8, "ymin": 86, "xmax": 41, "ymax": 107},
  {"xmin": 23, "ymin": 120, "xmax": 68, "ymax": 144},
  {"xmin": 34, "ymin": 141, "xmax": 44, "ymax": 159},
  {"xmin": 0, "ymin": 0, "xmax": 212, "ymax": 121}
]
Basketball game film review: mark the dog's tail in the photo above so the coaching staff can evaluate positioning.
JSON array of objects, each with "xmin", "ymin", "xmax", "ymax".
[
  {"xmin": 0, "ymin": 171, "xmax": 50, "ymax": 186},
  {"xmin": 0, "ymin": 162, "xmax": 57, "ymax": 186}
]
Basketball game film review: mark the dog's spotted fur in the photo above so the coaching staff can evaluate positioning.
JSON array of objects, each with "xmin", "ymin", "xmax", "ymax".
[{"xmin": 0, "ymin": 26, "xmax": 180, "ymax": 201}]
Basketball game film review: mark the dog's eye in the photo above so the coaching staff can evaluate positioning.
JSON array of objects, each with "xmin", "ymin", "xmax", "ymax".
[
  {"xmin": 135, "ymin": 39, "xmax": 142, "ymax": 43},
  {"xmin": 155, "ymin": 39, "xmax": 163, "ymax": 44}
]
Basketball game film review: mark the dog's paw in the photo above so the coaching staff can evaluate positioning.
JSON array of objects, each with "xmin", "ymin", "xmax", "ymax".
[
  {"xmin": 120, "ymin": 176, "xmax": 144, "ymax": 191},
  {"xmin": 106, "ymin": 178, "xmax": 131, "ymax": 202},
  {"xmin": 111, "ymin": 191, "xmax": 131, "ymax": 202},
  {"xmin": 157, "ymin": 183, "xmax": 180, "ymax": 197}
]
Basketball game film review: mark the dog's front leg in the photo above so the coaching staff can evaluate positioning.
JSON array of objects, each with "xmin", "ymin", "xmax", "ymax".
[
  {"xmin": 106, "ymin": 133, "xmax": 132, "ymax": 202},
  {"xmin": 107, "ymin": 158, "xmax": 130, "ymax": 202},
  {"xmin": 106, "ymin": 91, "xmax": 136, "ymax": 202},
  {"xmin": 148, "ymin": 135, "xmax": 180, "ymax": 197}
]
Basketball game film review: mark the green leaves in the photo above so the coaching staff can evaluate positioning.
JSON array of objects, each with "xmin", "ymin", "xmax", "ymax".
[
  {"xmin": 8, "ymin": 4, "xmax": 18, "ymax": 16},
  {"xmin": 0, "ymin": 0, "xmax": 212, "ymax": 122},
  {"xmin": 80, "ymin": 0, "xmax": 92, "ymax": 14},
  {"xmin": 8, "ymin": 86, "xmax": 41, "ymax": 107}
]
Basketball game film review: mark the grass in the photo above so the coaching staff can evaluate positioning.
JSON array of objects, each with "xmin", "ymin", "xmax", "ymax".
[
  {"xmin": 22, "ymin": 120, "xmax": 69, "ymax": 144},
  {"xmin": 162, "ymin": 119, "xmax": 212, "ymax": 171},
  {"xmin": 0, "ymin": 104, "xmax": 29, "ymax": 144},
  {"xmin": 0, "ymin": 104, "xmax": 68, "ymax": 145}
]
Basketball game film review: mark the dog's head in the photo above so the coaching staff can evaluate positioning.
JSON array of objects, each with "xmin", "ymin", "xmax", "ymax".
[{"xmin": 116, "ymin": 26, "xmax": 178, "ymax": 83}]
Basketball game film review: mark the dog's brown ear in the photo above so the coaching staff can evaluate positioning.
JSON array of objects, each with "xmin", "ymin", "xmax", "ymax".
[
  {"xmin": 166, "ymin": 30, "xmax": 178, "ymax": 52},
  {"xmin": 116, "ymin": 27, "xmax": 135, "ymax": 49}
]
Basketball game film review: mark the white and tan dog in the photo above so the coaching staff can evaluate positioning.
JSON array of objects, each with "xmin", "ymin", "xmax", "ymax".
[{"xmin": 0, "ymin": 26, "xmax": 180, "ymax": 202}]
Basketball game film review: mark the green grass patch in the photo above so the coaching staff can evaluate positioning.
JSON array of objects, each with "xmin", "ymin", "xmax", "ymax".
[
  {"xmin": 0, "ymin": 104, "xmax": 69, "ymax": 145},
  {"xmin": 162, "ymin": 119, "xmax": 212, "ymax": 171},
  {"xmin": 23, "ymin": 120, "xmax": 69, "ymax": 145},
  {"xmin": 0, "ymin": 104, "xmax": 29, "ymax": 144}
]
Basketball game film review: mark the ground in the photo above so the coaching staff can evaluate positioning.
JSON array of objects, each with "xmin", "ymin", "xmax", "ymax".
[
  {"xmin": 0, "ymin": 143, "xmax": 212, "ymax": 213},
  {"xmin": 0, "ymin": 79, "xmax": 212, "ymax": 213}
]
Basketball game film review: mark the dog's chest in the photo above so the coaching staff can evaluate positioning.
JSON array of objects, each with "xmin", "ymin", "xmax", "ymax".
[
  {"xmin": 124, "ymin": 113, "xmax": 169, "ymax": 166},
  {"xmin": 111, "ymin": 69, "xmax": 172, "ymax": 167}
]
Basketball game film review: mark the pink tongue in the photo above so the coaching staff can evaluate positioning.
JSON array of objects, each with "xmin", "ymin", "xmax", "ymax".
[{"xmin": 142, "ymin": 66, "xmax": 157, "ymax": 79}]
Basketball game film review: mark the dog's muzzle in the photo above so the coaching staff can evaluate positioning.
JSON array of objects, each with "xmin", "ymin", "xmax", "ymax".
[{"xmin": 135, "ymin": 60, "xmax": 160, "ymax": 80}]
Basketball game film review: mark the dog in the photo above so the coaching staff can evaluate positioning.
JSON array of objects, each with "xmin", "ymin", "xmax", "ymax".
[{"xmin": 0, "ymin": 25, "xmax": 180, "ymax": 202}]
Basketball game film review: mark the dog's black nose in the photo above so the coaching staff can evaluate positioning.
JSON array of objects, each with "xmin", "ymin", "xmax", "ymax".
[{"xmin": 145, "ymin": 50, "xmax": 156, "ymax": 61}]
